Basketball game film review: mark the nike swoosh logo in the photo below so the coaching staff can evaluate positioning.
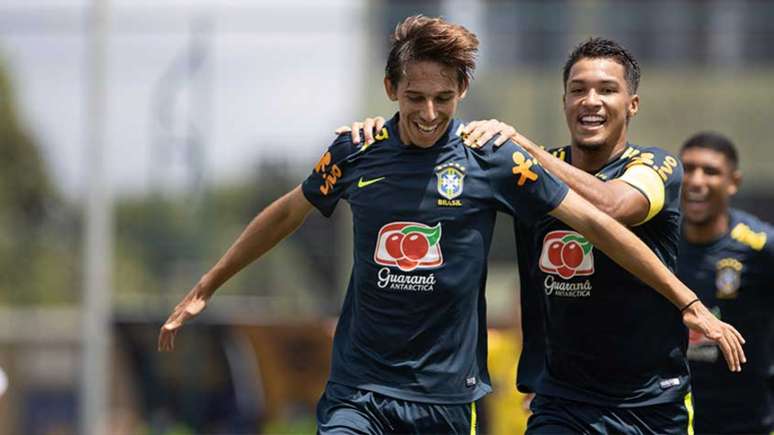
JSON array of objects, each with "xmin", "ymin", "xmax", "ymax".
[{"xmin": 357, "ymin": 176, "xmax": 385, "ymax": 188}]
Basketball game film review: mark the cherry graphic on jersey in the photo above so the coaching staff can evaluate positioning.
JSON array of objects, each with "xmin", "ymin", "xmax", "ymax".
[
  {"xmin": 385, "ymin": 233, "xmax": 405, "ymax": 259},
  {"xmin": 561, "ymin": 241, "xmax": 584, "ymax": 268},
  {"xmin": 547, "ymin": 241, "xmax": 564, "ymax": 267},
  {"xmin": 401, "ymin": 232, "xmax": 429, "ymax": 261},
  {"xmin": 396, "ymin": 257, "xmax": 419, "ymax": 271},
  {"xmin": 557, "ymin": 265, "xmax": 574, "ymax": 279}
]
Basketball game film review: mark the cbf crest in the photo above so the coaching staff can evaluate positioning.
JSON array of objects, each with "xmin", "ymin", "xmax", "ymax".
[
  {"xmin": 715, "ymin": 258, "xmax": 742, "ymax": 299},
  {"xmin": 435, "ymin": 162, "xmax": 465, "ymax": 207}
]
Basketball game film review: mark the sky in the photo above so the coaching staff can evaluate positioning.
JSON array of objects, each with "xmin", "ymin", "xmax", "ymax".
[{"xmin": 1, "ymin": 0, "xmax": 369, "ymax": 199}]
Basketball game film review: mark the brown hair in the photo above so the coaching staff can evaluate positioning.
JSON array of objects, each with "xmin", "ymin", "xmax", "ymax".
[{"xmin": 385, "ymin": 15, "xmax": 479, "ymax": 91}]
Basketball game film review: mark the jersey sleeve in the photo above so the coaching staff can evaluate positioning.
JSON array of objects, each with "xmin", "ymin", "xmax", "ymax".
[
  {"xmin": 301, "ymin": 134, "xmax": 358, "ymax": 217},
  {"xmin": 618, "ymin": 146, "xmax": 683, "ymax": 225},
  {"xmin": 478, "ymin": 140, "xmax": 569, "ymax": 225}
]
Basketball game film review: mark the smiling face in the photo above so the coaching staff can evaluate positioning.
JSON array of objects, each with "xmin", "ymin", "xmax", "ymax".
[
  {"xmin": 563, "ymin": 57, "xmax": 639, "ymax": 152},
  {"xmin": 385, "ymin": 60, "xmax": 467, "ymax": 148},
  {"xmin": 681, "ymin": 147, "xmax": 740, "ymax": 226}
]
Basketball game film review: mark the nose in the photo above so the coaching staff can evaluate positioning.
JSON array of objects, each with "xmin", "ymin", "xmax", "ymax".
[
  {"xmin": 684, "ymin": 167, "xmax": 706, "ymax": 189},
  {"xmin": 421, "ymin": 100, "xmax": 438, "ymax": 121},
  {"xmin": 581, "ymin": 89, "xmax": 602, "ymax": 107}
]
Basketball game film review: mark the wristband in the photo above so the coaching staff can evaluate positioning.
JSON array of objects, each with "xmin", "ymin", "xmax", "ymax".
[{"xmin": 680, "ymin": 298, "xmax": 700, "ymax": 314}]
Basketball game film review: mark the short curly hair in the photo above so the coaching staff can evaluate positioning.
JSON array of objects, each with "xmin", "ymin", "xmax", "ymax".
[
  {"xmin": 385, "ymin": 15, "xmax": 479, "ymax": 91},
  {"xmin": 563, "ymin": 37, "xmax": 641, "ymax": 94}
]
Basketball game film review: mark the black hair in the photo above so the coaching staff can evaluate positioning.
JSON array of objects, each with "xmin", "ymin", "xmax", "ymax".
[
  {"xmin": 680, "ymin": 132, "xmax": 739, "ymax": 169},
  {"xmin": 563, "ymin": 37, "xmax": 641, "ymax": 94}
]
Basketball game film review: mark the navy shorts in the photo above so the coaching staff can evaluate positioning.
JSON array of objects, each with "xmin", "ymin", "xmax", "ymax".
[
  {"xmin": 316, "ymin": 382, "xmax": 478, "ymax": 434},
  {"xmin": 527, "ymin": 393, "xmax": 694, "ymax": 435}
]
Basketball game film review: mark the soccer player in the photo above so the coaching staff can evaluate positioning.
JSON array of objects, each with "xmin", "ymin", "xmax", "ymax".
[
  {"xmin": 678, "ymin": 132, "xmax": 774, "ymax": 434},
  {"xmin": 160, "ymin": 21, "xmax": 742, "ymax": 434},
  {"xmin": 348, "ymin": 38, "xmax": 730, "ymax": 433}
]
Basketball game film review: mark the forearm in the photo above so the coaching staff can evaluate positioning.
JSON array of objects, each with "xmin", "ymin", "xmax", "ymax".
[
  {"xmin": 552, "ymin": 190, "xmax": 695, "ymax": 309},
  {"xmin": 512, "ymin": 132, "xmax": 621, "ymax": 214},
  {"xmin": 198, "ymin": 185, "xmax": 312, "ymax": 297}
]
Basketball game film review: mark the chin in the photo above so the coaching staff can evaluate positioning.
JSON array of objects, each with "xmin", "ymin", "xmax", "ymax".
[{"xmin": 575, "ymin": 140, "xmax": 606, "ymax": 150}]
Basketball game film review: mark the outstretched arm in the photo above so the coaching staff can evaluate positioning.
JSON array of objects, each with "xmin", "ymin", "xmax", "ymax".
[
  {"xmin": 465, "ymin": 120, "xmax": 650, "ymax": 225},
  {"xmin": 551, "ymin": 189, "xmax": 746, "ymax": 372},
  {"xmin": 158, "ymin": 185, "xmax": 313, "ymax": 351}
]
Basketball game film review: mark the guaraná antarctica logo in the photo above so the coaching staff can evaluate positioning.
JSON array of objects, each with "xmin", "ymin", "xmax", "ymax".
[
  {"xmin": 374, "ymin": 222, "xmax": 443, "ymax": 272},
  {"xmin": 539, "ymin": 230, "xmax": 595, "ymax": 279}
]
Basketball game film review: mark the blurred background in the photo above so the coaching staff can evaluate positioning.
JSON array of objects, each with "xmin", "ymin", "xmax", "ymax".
[{"xmin": 1, "ymin": 0, "xmax": 773, "ymax": 433}]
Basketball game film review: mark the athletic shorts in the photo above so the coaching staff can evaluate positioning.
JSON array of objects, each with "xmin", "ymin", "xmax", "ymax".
[
  {"xmin": 526, "ymin": 393, "xmax": 694, "ymax": 435},
  {"xmin": 316, "ymin": 382, "xmax": 478, "ymax": 435}
]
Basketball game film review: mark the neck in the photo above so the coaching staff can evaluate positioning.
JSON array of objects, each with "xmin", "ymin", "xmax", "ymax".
[
  {"xmin": 683, "ymin": 212, "xmax": 730, "ymax": 244},
  {"xmin": 570, "ymin": 139, "xmax": 628, "ymax": 173}
]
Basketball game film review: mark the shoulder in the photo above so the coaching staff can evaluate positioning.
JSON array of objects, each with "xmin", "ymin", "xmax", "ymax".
[
  {"xmin": 729, "ymin": 209, "xmax": 774, "ymax": 254},
  {"xmin": 547, "ymin": 145, "xmax": 570, "ymax": 162},
  {"xmin": 619, "ymin": 144, "xmax": 682, "ymax": 184}
]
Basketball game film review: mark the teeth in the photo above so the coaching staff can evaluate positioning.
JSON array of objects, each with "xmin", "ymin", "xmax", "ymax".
[
  {"xmin": 416, "ymin": 122, "xmax": 438, "ymax": 133},
  {"xmin": 684, "ymin": 191, "xmax": 706, "ymax": 202},
  {"xmin": 580, "ymin": 115, "xmax": 605, "ymax": 124}
]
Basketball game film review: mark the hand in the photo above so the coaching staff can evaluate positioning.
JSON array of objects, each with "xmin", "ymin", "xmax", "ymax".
[
  {"xmin": 462, "ymin": 119, "xmax": 517, "ymax": 148},
  {"xmin": 682, "ymin": 301, "xmax": 746, "ymax": 372},
  {"xmin": 334, "ymin": 116, "xmax": 386, "ymax": 146},
  {"xmin": 158, "ymin": 285, "xmax": 210, "ymax": 352},
  {"xmin": 522, "ymin": 392, "xmax": 535, "ymax": 413}
]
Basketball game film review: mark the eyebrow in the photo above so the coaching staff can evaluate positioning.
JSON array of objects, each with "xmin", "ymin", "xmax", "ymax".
[{"xmin": 568, "ymin": 79, "xmax": 620, "ymax": 86}]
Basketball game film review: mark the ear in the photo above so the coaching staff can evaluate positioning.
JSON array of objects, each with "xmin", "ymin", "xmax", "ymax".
[
  {"xmin": 627, "ymin": 94, "xmax": 640, "ymax": 119},
  {"xmin": 459, "ymin": 83, "xmax": 468, "ymax": 100},
  {"xmin": 384, "ymin": 77, "xmax": 398, "ymax": 101},
  {"xmin": 728, "ymin": 169, "xmax": 742, "ymax": 196}
]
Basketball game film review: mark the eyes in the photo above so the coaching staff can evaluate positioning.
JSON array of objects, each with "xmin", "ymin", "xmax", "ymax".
[
  {"xmin": 407, "ymin": 94, "xmax": 454, "ymax": 103},
  {"xmin": 568, "ymin": 86, "xmax": 617, "ymax": 95}
]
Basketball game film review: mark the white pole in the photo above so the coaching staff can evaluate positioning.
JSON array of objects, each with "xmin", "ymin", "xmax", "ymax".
[{"xmin": 80, "ymin": 0, "xmax": 112, "ymax": 434}]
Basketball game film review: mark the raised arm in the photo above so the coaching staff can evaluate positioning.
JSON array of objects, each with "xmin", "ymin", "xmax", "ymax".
[
  {"xmin": 464, "ymin": 120, "xmax": 651, "ymax": 225},
  {"xmin": 550, "ymin": 189, "xmax": 746, "ymax": 371},
  {"xmin": 158, "ymin": 185, "xmax": 313, "ymax": 351}
]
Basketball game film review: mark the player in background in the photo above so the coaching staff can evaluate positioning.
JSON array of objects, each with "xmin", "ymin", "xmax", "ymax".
[
  {"xmin": 677, "ymin": 132, "xmax": 774, "ymax": 434},
  {"xmin": 161, "ymin": 19, "xmax": 743, "ymax": 434},
  {"xmin": 346, "ymin": 37, "xmax": 725, "ymax": 433}
]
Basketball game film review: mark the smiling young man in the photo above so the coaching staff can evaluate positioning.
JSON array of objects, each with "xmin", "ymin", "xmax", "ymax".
[
  {"xmin": 159, "ymin": 25, "xmax": 743, "ymax": 434},
  {"xmin": 677, "ymin": 132, "xmax": 774, "ymax": 435}
]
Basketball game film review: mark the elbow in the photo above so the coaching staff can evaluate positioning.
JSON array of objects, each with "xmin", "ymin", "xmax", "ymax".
[{"xmin": 597, "ymin": 201, "xmax": 632, "ymax": 225}]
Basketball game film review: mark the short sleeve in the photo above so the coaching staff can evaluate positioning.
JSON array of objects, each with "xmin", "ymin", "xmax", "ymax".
[
  {"xmin": 301, "ymin": 135, "xmax": 358, "ymax": 217},
  {"xmin": 478, "ymin": 140, "xmax": 569, "ymax": 225},
  {"xmin": 618, "ymin": 147, "xmax": 683, "ymax": 225}
]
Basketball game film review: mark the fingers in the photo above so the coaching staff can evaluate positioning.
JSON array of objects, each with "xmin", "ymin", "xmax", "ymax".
[
  {"xmin": 374, "ymin": 116, "xmax": 386, "ymax": 132},
  {"xmin": 158, "ymin": 324, "xmax": 176, "ymax": 352},
  {"xmin": 363, "ymin": 118, "xmax": 377, "ymax": 145},
  {"xmin": 351, "ymin": 122, "xmax": 362, "ymax": 144},
  {"xmin": 714, "ymin": 323, "xmax": 746, "ymax": 372},
  {"xmin": 334, "ymin": 126, "xmax": 352, "ymax": 135}
]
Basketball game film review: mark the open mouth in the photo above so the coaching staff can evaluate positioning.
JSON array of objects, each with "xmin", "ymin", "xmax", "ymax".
[
  {"xmin": 578, "ymin": 114, "xmax": 606, "ymax": 129},
  {"xmin": 415, "ymin": 121, "xmax": 440, "ymax": 134}
]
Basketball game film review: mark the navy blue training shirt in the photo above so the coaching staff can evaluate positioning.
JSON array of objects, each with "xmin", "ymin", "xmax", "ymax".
[
  {"xmin": 516, "ymin": 144, "xmax": 688, "ymax": 407},
  {"xmin": 301, "ymin": 114, "xmax": 568, "ymax": 404},
  {"xmin": 679, "ymin": 209, "xmax": 774, "ymax": 434}
]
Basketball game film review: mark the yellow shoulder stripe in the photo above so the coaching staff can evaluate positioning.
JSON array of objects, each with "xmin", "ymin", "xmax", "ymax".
[
  {"xmin": 619, "ymin": 164, "xmax": 665, "ymax": 226},
  {"xmin": 685, "ymin": 392, "xmax": 694, "ymax": 435},
  {"xmin": 731, "ymin": 223, "xmax": 767, "ymax": 251}
]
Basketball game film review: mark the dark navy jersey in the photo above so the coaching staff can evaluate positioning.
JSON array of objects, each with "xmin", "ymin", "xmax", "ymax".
[
  {"xmin": 515, "ymin": 144, "xmax": 688, "ymax": 407},
  {"xmin": 679, "ymin": 209, "xmax": 774, "ymax": 434},
  {"xmin": 301, "ymin": 114, "xmax": 568, "ymax": 404}
]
